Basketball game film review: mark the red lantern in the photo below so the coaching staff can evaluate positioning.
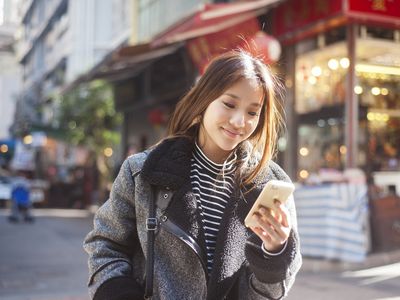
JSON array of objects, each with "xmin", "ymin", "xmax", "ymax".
[{"xmin": 148, "ymin": 109, "xmax": 165, "ymax": 126}]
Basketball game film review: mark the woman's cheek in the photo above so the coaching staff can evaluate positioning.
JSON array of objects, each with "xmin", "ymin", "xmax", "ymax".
[{"xmin": 247, "ymin": 119, "xmax": 258, "ymax": 129}]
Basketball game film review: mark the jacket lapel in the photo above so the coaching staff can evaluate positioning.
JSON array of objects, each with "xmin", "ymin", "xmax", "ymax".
[
  {"xmin": 206, "ymin": 182, "xmax": 257, "ymax": 300},
  {"xmin": 165, "ymin": 180, "xmax": 207, "ymax": 258},
  {"xmin": 140, "ymin": 137, "xmax": 208, "ymax": 269}
]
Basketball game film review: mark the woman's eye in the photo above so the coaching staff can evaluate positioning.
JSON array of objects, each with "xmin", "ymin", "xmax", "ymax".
[
  {"xmin": 248, "ymin": 112, "xmax": 259, "ymax": 117},
  {"xmin": 223, "ymin": 102, "xmax": 235, "ymax": 109}
]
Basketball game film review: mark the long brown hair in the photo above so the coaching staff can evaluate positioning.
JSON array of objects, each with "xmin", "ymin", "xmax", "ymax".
[{"xmin": 167, "ymin": 50, "xmax": 284, "ymax": 188}]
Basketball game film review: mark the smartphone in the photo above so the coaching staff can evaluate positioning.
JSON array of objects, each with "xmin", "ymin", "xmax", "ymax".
[{"xmin": 244, "ymin": 180, "xmax": 295, "ymax": 228}]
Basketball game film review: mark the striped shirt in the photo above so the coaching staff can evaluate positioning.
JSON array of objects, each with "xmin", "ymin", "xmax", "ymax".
[{"xmin": 190, "ymin": 143, "xmax": 237, "ymax": 274}]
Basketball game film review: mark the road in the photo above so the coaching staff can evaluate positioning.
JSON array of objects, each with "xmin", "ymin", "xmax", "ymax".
[
  {"xmin": 0, "ymin": 209, "xmax": 91, "ymax": 300},
  {"xmin": 0, "ymin": 208, "xmax": 399, "ymax": 300}
]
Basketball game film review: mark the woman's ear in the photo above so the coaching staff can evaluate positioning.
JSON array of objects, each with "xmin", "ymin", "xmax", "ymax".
[{"xmin": 191, "ymin": 115, "xmax": 202, "ymax": 126}]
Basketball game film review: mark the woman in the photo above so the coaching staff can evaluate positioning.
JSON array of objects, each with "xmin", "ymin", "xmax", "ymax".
[{"xmin": 84, "ymin": 50, "xmax": 302, "ymax": 300}]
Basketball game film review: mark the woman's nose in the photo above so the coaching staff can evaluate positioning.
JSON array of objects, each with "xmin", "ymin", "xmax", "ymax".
[{"xmin": 229, "ymin": 112, "xmax": 245, "ymax": 128}]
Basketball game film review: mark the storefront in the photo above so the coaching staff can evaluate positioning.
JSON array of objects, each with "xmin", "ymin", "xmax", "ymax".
[
  {"xmin": 270, "ymin": 0, "xmax": 400, "ymax": 256},
  {"xmin": 270, "ymin": 0, "xmax": 400, "ymax": 185}
]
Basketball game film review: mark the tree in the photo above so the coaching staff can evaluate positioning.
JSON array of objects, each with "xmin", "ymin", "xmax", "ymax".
[{"xmin": 56, "ymin": 80, "xmax": 122, "ymax": 199}]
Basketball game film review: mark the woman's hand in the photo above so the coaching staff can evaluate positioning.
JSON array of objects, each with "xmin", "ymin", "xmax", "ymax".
[{"xmin": 250, "ymin": 200, "xmax": 292, "ymax": 253}]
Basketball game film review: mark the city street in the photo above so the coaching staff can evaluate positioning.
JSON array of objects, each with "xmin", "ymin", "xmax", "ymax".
[
  {"xmin": 0, "ymin": 208, "xmax": 399, "ymax": 300},
  {"xmin": 0, "ymin": 209, "xmax": 92, "ymax": 300}
]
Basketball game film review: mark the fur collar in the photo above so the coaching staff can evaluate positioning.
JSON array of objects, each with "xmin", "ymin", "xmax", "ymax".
[
  {"xmin": 141, "ymin": 137, "xmax": 194, "ymax": 190},
  {"xmin": 141, "ymin": 136, "xmax": 289, "ymax": 191}
]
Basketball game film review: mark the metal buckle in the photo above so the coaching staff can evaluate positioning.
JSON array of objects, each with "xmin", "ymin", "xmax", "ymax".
[{"xmin": 146, "ymin": 218, "xmax": 158, "ymax": 231}]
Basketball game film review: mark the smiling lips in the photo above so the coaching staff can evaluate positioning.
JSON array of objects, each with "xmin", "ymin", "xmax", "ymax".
[{"xmin": 222, "ymin": 127, "xmax": 242, "ymax": 138}]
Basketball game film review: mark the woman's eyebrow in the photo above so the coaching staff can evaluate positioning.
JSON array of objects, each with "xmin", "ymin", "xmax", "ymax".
[
  {"xmin": 250, "ymin": 103, "xmax": 262, "ymax": 108},
  {"xmin": 224, "ymin": 92, "xmax": 240, "ymax": 99}
]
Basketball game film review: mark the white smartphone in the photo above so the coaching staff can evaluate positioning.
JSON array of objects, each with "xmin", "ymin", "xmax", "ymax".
[{"xmin": 244, "ymin": 180, "xmax": 295, "ymax": 228}]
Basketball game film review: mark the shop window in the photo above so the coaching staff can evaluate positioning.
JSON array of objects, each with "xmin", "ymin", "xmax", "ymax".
[
  {"xmin": 295, "ymin": 41, "xmax": 348, "ymax": 114},
  {"xmin": 297, "ymin": 104, "xmax": 346, "ymax": 176},
  {"xmin": 295, "ymin": 31, "xmax": 347, "ymax": 179},
  {"xmin": 298, "ymin": 121, "xmax": 345, "ymax": 176},
  {"xmin": 356, "ymin": 36, "xmax": 400, "ymax": 172}
]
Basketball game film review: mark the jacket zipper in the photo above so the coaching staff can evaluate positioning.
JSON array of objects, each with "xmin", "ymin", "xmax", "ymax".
[{"xmin": 159, "ymin": 218, "xmax": 208, "ymax": 280}]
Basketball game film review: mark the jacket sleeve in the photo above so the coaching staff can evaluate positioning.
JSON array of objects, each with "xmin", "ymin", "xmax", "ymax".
[
  {"xmin": 244, "ymin": 194, "xmax": 302, "ymax": 300},
  {"xmin": 83, "ymin": 158, "xmax": 144, "ymax": 300}
]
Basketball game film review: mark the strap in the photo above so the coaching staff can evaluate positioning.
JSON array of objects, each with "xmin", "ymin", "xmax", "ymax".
[{"xmin": 144, "ymin": 185, "xmax": 157, "ymax": 299}]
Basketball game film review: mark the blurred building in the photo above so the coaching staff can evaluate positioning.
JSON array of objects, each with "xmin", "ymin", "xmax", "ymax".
[
  {"xmin": 0, "ymin": 0, "xmax": 22, "ymax": 166},
  {"xmin": 11, "ymin": 0, "xmax": 133, "ymax": 175},
  {"xmin": 75, "ymin": 0, "xmax": 283, "ymax": 158},
  {"xmin": 15, "ymin": 0, "xmax": 129, "ymax": 133},
  {"xmin": 10, "ymin": 0, "xmax": 136, "ymax": 206}
]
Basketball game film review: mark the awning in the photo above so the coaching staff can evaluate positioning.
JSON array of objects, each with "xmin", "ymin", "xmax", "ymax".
[
  {"xmin": 94, "ymin": 42, "xmax": 182, "ymax": 81},
  {"xmin": 151, "ymin": 0, "xmax": 282, "ymax": 47},
  {"xmin": 61, "ymin": 0, "xmax": 282, "ymax": 93},
  {"xmin": 61, "ymin": 42, "xmax": 182, "ymax": 93}
]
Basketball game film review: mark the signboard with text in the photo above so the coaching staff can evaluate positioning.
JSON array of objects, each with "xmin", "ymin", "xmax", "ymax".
[
  {"xmin": 348, "ymin": 0, "xmax": 400, "ymax": 20},
  {"xmin": 272, "ymin": 0, "xmax": 400, "ymax": 40}
]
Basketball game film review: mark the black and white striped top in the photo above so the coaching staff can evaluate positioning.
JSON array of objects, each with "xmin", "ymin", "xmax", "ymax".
[{"xmin": 190, "ymin": 142, "xmax": 237, "ymax": 274}]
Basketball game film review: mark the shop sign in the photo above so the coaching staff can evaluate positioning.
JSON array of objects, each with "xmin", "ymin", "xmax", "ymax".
[
  {"xmin": 348, "ymin": 0, "xmax": 400, "ymax": 20},
  {"xmin": 273, "ymin": 0, "xmax": 343, "ymax": 37},
  {"xmin": 186, "ymin": 18, "xmax": 280, "ymax": 73},
  {"xmin": 273, "ymin": 0, "xmax": 400, "ymax": 39}
]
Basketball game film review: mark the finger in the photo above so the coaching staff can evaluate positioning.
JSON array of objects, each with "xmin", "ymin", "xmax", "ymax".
[
  {"xmin": 259, "ymin": 207, "xmax": 281, "ymax": 228},
  {"xmin": 274, "ymin": 200, "xmax": 291, "ymax": 228},
  {"xmin": 258, "ymin": 205, "xmax": 280, "ymax": 223},
  {"xmin": 256, "ymin": 209, "xmax": 290, "ymax": 244},
  {"xmin": 260, "ymin": 209, "xmax": 288, "ymax": 240},
  {"xmin": 253, "ymin": 213, "xmax": 282, "ymax": 241},
  {"xmin": 260, "ymin": 214, "xmax": 289, "ymax": 242}
]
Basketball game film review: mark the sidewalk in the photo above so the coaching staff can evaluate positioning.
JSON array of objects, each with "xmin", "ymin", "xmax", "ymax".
[
  {"xmin": 0, "ymin": 209, "xmax": 92, "ymax": 300},
  {"xmin": 301, "ymin": 249, "xmax": 400, "ymax": 273}
]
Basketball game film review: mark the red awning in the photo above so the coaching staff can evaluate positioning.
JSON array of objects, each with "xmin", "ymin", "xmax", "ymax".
[{"xmin": 151, "ymin": 0, "xmax": 282, "ymax": 47}]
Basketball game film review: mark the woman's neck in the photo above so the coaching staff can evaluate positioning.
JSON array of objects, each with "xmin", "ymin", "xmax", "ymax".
[{"xmin": 195, "ymin": 141, "xmax": 233, "ymax": 165}]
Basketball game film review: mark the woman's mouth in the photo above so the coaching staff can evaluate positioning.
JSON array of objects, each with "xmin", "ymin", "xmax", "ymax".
[{"xmin": 222, "ymin": 128, "xmax": 242, "ymax": 138}]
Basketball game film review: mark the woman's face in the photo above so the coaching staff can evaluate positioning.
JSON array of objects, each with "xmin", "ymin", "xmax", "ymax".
[{"xmin": 198, "ymin": 78, "xmax": 264, "ymax": 163}]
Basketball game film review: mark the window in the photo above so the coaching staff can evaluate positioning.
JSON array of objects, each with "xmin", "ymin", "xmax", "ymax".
[{"xmin": 356, "ymin": 30, "xmax": 400, "ymax": 172}]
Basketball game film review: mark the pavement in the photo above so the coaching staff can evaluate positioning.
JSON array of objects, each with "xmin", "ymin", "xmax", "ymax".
[
  {"xmin": 0, "ymin": 208, "xmax": 399, "ymax": 300},
  {"xmin": 301, "ymin": 248, "xmax": 400, "ymax": 272},
  {"xmin": 0, "ymin": 208, "xmax": 92, "ymax": 300}
]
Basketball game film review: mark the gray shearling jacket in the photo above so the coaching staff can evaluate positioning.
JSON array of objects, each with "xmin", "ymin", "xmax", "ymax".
[{"xmin": 84, "ymin": 137, "xmax": 302, "ymax": 300}]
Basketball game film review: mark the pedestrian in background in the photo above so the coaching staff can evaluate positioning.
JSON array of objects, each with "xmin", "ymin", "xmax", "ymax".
[
  {"xmin": 84, "ymin": 50, "xmax": 302, "ymax": 300},
  {"xmin": 8, "ymin": 171, "xmax": 34, "ymax": 223}
]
